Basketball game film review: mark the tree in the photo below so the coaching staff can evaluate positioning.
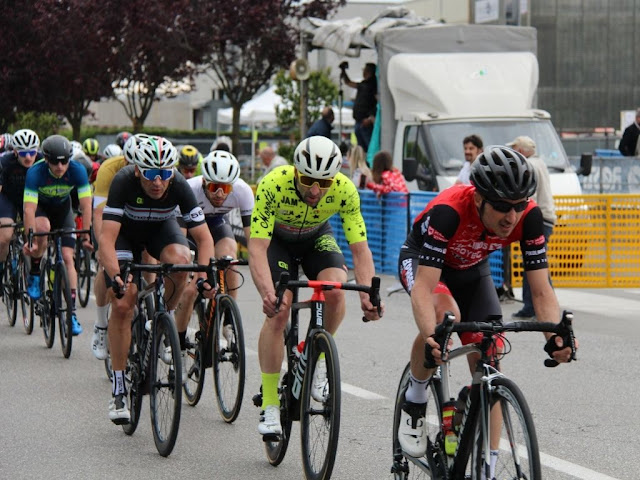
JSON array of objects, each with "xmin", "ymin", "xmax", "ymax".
[
  {"xmin": 274, "ymin": 68, "xmax": 339, "ymax": 135},
  {"xmin": 180, "ymin": 0, "xmax": 344, "ymax": 154}
]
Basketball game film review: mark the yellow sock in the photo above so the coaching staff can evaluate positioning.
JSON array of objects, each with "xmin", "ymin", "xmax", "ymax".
[{"xmin": 261, "ymin": 372, "xmax": 281, "ymax": 408}]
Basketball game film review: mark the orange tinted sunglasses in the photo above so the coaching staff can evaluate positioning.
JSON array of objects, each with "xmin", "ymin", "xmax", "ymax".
[
  {"xmin": 297, "ymin": 173, "xmax": 334, "ymax": 189},
  {"xmin": 205, "ymin": 182, "xmax": 233, "ymax": 194}
]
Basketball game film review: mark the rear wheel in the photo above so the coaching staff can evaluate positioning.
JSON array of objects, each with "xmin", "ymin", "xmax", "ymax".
[
  {"xmin": 212, "ymin": 295, "xmax": 245, "ymax": 423},
  {"xmin": 40, "ymin": 262, "xmax": 55, "ymax": 349},
  {"xmin": 149, "ymin": 312, "xmax": 182, "ymax": 457},
  {"xmin": 56, "ymin": 264, "xmax": 73, "ymax": 358},
  {"xmin": 3, "ymin": 254, "xmax": 17, "ymax": 326},
  {"xmin": 75, "ymin": 243, "xmax": 91, "ymax": 308},
  {"xmin": 264, "ymin": 373, "xmax": 294, "ymax": 466},
  {"xmin": 20, "ymin": 257, "xmax": 33, "ymax": 334},
  {"xmin": 122, "ymin": 316, "xmax": 145, "ymax": 436},
  {"xmin": 183, "ymin": 299, "xmax": 205, "ymax": 406},
  {"xmin": 300, "ymin": 331, "xmax": 341, "ymax": 480}
]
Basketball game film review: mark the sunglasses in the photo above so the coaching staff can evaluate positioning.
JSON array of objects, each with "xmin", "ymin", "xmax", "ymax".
[
  {"xmin": 18, "ymin": 149, "xmax": 37, "ymax": 157},
  {"xmin": 297, "ymin": 173, "xmax": 334, "ymax": 189},
  {"xmin": 485, "ymin": 198, "xmax": 529, "ymax": 213},
  {"xmin": 140, "ymin": 168, "xmax": 174, "ymax": 181},
  {"xmin": 47, "ymin": 156, "xmax": 70, "ymax": 165},
  {"xmin": 181, "ymin": 167, "xmax": 197, "ymax": 174},
  {"xmin": 205, "ymin": 182, "xmax": 233, "ymax": 194}
]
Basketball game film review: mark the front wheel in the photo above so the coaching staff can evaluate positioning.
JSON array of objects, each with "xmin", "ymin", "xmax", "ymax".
[
  {"xmin": 122, "ymin": 316, "xmax": 145, "ymax": 436},
  {"xmin": 55, "ymin": 264, "xmax": 73, "ymax": 358},
  {"xmin": 468, "ymin": 377, "xmax": 541, "ymax": 480},
  {"xmin": 40, "ymin": 262, "xmax": 55, "ymax": 349},
  {"xmin": 149, "ymin": 312, "xmax": 182, "ymax": 457},
  {"xmin": 3, "ymin": 256, "xmax": 17, "ymax": 326},
  {"xmin": 212, "ymin": 295, "xmax": 245, "ymax": 423},
  {"xmin": 300, "ymin": 330, "xmax": 341, "ymax": 480},
  {"xmin": 183, "ymin": 299, "xmax": 205, "ymax": 406}
]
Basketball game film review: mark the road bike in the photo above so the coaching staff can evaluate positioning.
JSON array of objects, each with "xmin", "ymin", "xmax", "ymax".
[
  {"xmin": 117, "ymin": 260, "xmax": 217, "ymax": 457},
  {"xmin": 1, "ymin": 222, "xmax": 32, "ymax": 332},
  {"xmin": 29, "ymin": 227, "xmax": 90, "ymax": 358},
  {"xmin": 253, "ymin": 264, "xmax": 381, "ymax": 480},
  {"xmin": 183, "ymin": 255, "xmax": 248, "ymax": 424},
  {"xmin": 390, "ymin": 311, "xmax": 577, "ymax": 480}
]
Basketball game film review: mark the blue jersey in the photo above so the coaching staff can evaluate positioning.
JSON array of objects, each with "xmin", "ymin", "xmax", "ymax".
[
  {"xmin": 24, "ymin": 160, "xmax": 91, "ymax": 207},
  {"xmin": 0, "ymin": 151, "xmax": 44, "ymax": 207}
]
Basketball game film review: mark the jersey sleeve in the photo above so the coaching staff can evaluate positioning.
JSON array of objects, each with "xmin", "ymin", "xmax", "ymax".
[
  {"xmin": 338, "ymin": 177, "xmax": 368, "ymax": 244},
  {"xmin": 250, "ymin": 177, "xmax": 277, "ymax": 240},
  {"xmin": 416, "ymin": 204, "xmax": 461, "ymax": 268},
  {"xmin": 519, "ymin": 206, "xmax": 549, "ymax": 271},
  {"xmin": 175, "ymin": 176, "xmax": 205, "ymax": 229},
  {"xmin": 23, "ymin": 164, "xmax": 40, "ymax": 205},
  {"xmin": 70, "ymin": 161, "xmax": 92, "ymax": 200}
]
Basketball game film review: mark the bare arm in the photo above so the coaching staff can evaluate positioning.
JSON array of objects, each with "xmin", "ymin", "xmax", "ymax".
[
  {"xmin": 248, "ymin": 237, "xmax": 273, "ymax": 301},
  {"xmin": 99, "ymin": 219, "xmax": 122, "ymax": 280},
  {"xmin": 350, "ymin": 240, "xmax": 383, "ymax": 320},
  {"xmin": 189, "ymin": 223, "xmax": 215, "ymax": 268}
]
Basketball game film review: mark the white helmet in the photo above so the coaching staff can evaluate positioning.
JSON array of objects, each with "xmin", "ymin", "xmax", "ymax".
[
  {"xmin": 133, "ymin": 135, "xmax": 177, "ymax": 169},
  {"xmin": 293, "ymin": 136, "xmax": 342, "ymax": 179},
  {"xmin": 122, "ymin": 133, "xmax": 151, "ymax": 164},
  {"xmin": 202, "ymin": 150, "xmax": 240, "ymax": 184},
  {"xmin": 70, "ymin": 140, "xmax": 84, "ymax": 158},
  {"xmin": 103, "ymin": 143, "xmax": 122, "ymax": 159},
  {"xmin": 12, "ymin": 129, "xmax": 40, "ymax": 151},
  {"xmin": 210, "ymin": 135, "xmax": 232, "ymax": 153}
]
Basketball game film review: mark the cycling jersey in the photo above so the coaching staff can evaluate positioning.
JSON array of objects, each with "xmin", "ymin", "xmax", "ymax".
[
  {"xmin": 251, "ymin": 165, "xmax": 366, "ymax": 244},
  {"xmin": 92, "ymin": 156, "xmax": 127, "ymax": 208},
  {"xmin": 186, "ymin": 175, "xmax": 254, "ymax": 227},
  {"xmin": 102, "ymin": 165, "xmax": 204, "ymax": 229},
  {"xmin": 24, "ymin": 159, "xmax": 91, "ymax": 207},
  {"xmin": 404, "ymin": 184, "xmax": 547, "ymax": 271},
  {"xmin": 0, "ymin": 151, "xmax": 44, "ymax": 208}
]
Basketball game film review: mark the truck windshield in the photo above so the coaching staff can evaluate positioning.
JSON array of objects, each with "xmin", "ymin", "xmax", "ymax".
[{"xmin": 425, "ymin": 119, "xmax": 569, "ymax": 175}]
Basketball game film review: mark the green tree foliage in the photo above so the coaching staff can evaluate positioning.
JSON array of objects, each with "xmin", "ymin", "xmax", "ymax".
[
  {"xmin": 8, "ymin": 112, "xmax": 65, "ymax": 139},
  {"xmin": 274, "ymin": 68, "xmax": 339, "ymax": 134}
]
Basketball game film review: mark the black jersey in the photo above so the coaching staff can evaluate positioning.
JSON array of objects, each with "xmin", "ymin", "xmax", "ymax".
[{"xmin": 0, "ymin": 151, "xmax": 44, "ymax": 207}]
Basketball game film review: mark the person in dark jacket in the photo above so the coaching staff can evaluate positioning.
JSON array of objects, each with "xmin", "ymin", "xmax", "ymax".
[
  {"xmin": 619, "ymin": 108, "xmax": 640, "ymax": 156},
  {"xmin": 305, "ymin": 107, "xmax": 334, "ymax": 139},
  {"xmin": 341, "ymin": 63, "xmax": 377, "ymax": 151}
]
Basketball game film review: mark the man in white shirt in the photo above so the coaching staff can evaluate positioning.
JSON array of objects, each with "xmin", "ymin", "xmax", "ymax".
[
  {"xmin": 455, "ymin": 134, "xmax": 483, "ymax": 185},
  {"xmin": 257, "ymin": 146, "xmax": 288, "ymax": 183}
]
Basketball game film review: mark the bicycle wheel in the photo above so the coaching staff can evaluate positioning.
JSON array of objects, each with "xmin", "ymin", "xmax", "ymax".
[
  {"xmin": 55, "ymin": 264, "xmax": 74, "ymax": 359},
  {"xmin": 183, "ymin": 299, "xmax": 205, "ymax": 406},
  {"xmin": 75, "ymin": 243, "xmax": 91, "ymax": 308},
  {"xmin": 264, "ymin": 372, "xmax": 294, "ymax": 466},
  {"xmin": 468, "ymin": 377, "xmax": 541, "ymax": 480},
  {"xmin": 391, "ymin": 363, "xmax": 445, "ymax": 480},
  {"xmin": 40, "ymin": 262, "xmax": 55, "ymax": 349},
  {"xmin": 122, "ymin": 316, "xmax": 145, "ymax": 436},
  {"xmin": 3, "ymin": 255, "xmax": 17, "ymax": 326},
  {"xmin": 19, "ymin": 256, "xmax": 33, "ymax": 334},
  {"xmin": 149, "ymin": 312, "xmax": 182, "ymax": 457},
  {"xmin": 300, "ymin": 330, "xmax": 341, "ymax": 480},
  {"xmin": 212, "ymin": 295, "xmax": 245, "ymax": 423}
]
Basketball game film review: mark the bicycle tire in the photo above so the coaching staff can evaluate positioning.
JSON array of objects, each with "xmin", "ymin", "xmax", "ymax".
[
  {"xmin": 40, "ymin": 262, "xmax": 55, "ymax": 349},
  {"xmin": 212, "ymin": 294, "xmax": 245, "ymax": 423},
  {"xmin": 468, "ymin": 377, "xmax": 541, "ymax": 480},
  {"xmin": 20, "ymin": 257, "xmax": 33, "ymax": 334},
  {"xmin": 391, "ymin": 362, "xmax": 445, "ymax": 480},
  {"xmin": 183, "ymin": 299, "xmax": 205, "ymax": 406},
  {"xmin": 300, "ymin": 330, "xmax": 341, "ymax": 480},
  {"xmin": 3, "ymin": 256, "xmax": 17, "ymax": 326},
  {"xmin": 122, "ymin": 315, "xmax": 145, "ymax": 436},
  {"xmin": 149, "ymin": 312, "xmax": 182, "ymax": 457},
  {"xmin": 75, "ymin": 243, "xmax": 91, "ymax": 308},
  {"xmin": 264, "ymin": 372, "xmax": 294, "ymax": 466},
  {"xmin": 56, "ymin": 264, "xmax": 73, "ymax": 358}
]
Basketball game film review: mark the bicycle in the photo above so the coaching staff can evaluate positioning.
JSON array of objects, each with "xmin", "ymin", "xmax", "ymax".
[
  {"xmin": 73, "ymin": 217, "xmax": 93, "ymax": 308},
  {"xmin": 252, "ymin": 265, "xmax": 381, "ymax": 480},
  {"xmin": 390, "ymin": 311, "xmax": 577, "ymax": 480},
  {"xmin": 183, "ymin": 255, "xmax": 248, "ymax": 424},
  {"xmin": 29, "ymin": 227, "xmax": 90, "ymax": 358},
  {"xmin": 1, "ymin": 222, "xmax": 32, "ymax": 332},
  {"xmin": 116, "ymin": 259, "xmax": 217, "ymax": 457}
]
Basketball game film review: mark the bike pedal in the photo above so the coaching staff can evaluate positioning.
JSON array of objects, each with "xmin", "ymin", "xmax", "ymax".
[
  {"xmin": 110, "ymin": 417, "xmax": 131, "ymax": 426},
  {"xmin": 261, "ymin": 433, "xmax": 280, "ymax": 443},
  {"xmin": 252, "ymin": 393, "xmax": 263, "ymax": 407}
]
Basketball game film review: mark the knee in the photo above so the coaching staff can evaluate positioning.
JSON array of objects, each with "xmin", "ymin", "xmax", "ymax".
[{"xmin": 324, "ymin": 288, "xmax": 345, "ymax": 308}]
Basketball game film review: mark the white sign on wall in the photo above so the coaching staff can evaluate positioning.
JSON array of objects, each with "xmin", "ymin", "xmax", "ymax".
[
  {"xmin": 475, "ymin": 0, "xmax": 499, "ymax": 23},
  {"xmin": 621, "ymin": 110, "xmax": 636, "ymax": 133}
]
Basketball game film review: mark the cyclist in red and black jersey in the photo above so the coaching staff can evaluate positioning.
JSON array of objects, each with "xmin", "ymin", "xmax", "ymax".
[{"xmin": 396, "ymin": 146, "xmax": 578, "ymax": 472}]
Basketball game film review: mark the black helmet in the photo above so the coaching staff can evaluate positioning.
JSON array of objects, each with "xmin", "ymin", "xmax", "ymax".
[
  {"xmin": 42, "ymin": 135, "xmax": 72, "ymax": 163},
  {"xmin": 470, "ymin": 146, "xmax": 537, "ymax": 200},
  {"xmin": 115, "ymin": 131, "xmax": 132, "ymax": 149}
]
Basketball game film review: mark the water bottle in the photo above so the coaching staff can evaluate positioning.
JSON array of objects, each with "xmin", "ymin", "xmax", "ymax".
[{"xmin": 441, "ymin": 400, "xmax": 457, "ymax": 456}]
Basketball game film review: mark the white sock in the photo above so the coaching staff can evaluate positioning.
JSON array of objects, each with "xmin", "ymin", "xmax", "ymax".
[
  {"xmin": 489, "ymin": 449, "xmax": 499, "ymax": 478},
  {"xmin": 112, "ymin": 370, "xmax": 126, "ymax": 396},
  {"xmin": 95, "ymin": 304, "xmax": 109, "ymax": 329},
  {"xmin": 404, "ymin": 373, "xmax": 430, "ymax": 404}
]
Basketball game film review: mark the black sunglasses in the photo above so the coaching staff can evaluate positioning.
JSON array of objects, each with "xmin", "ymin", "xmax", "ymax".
[
  {"xmin": 47, "ymin": 156, "xmax": 70, "ymax": 165},
  {"xmin": 485, "ymin": 198, "xmax": 529, "ymax": 213}
]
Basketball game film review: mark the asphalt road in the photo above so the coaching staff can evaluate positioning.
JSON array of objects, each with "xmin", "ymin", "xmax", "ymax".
[{"xmin": 0, "ymin": 268, "xmax": 637, "ymax": 480}]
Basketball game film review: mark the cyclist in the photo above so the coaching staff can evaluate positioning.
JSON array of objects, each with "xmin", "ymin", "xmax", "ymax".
[
  {"xmin": 114, "ymin": 131, "xmax": 131, "ymax": 149},
  {"xmin": 0, "ymin": 132, "xmax": 13, "ymax": 153},
  {"xmin": 395, "ymin": 146, "xmax": 578, "ymax": 472},
  {"xmin": 249, "ymin": 135, "xmax": 383, "ymax": 436},
  {"xmin": 99, "ymin": 135, "xmax": 214, "ymax": 424},
  {"xmin": 177, "ymin": 144, "xmax": 203, "ymax": 179},
  {"xmin": 23, "ymin": 135, "xmax": 92, "ymax": 336},
  {"xmin": 0, "ymin": 129, "xmax": 43, "ymax": 284},
  {"xmin": 102, "ymin": 143, "xmax": 122, "ymax": 160},
  {"xmin": 175, "ymin": 150, "xmax": 254, "ymax": 337},
  {"xmin": 82, "ymin": 137, "xmax": 101, "ymax": 162}
]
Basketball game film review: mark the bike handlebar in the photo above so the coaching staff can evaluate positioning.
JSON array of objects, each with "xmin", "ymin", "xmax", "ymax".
[
  {"xmin": 425, "ymin": 310, "xmax": 577, "ymax": 369},
  {"xmin": 27, "ymin": 227, "xmax": 91, "ymax": 249},
  {"xmin": 274, "ymin": 271, "xmax": 382, "ymax": 322}
]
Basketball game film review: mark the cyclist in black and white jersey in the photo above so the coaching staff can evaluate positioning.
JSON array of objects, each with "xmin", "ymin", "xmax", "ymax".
[{"xmin": 100, "ymin": 135, "xmax": 215, "ymax": 424}]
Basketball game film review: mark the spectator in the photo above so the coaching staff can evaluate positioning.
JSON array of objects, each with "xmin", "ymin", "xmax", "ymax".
[
  {"xmin": 306, "ymin": 107, "xmax": 334, "ymax": 139},
  {"xmin": 257, "ymin": 146, "xmax": 288, "ymax": 183},
  {"xmin": 619, "ymin": 108, "xmax": 640, "ymax": 156},
  {"xmin": 507, "ymin": 136, "xmax": 557, "ymax": 320},
  {"xmin": 341, "ymin": 63, "xmax": 377, "ymax": 152},
  {"xmin": 348, "ymin": 145, "xmax": 372, "ymax": 189},
  {"xmin": 366, "ymin": 150, "xmax": 408, "ymax": 196},
  {"xmin": 455, "ymin": 134, "xmax": 483, "ymax": 185}
]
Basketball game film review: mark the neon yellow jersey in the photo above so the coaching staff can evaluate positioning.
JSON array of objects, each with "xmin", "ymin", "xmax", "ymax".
[{"xmin": 251, "ymin": 165, "xmax": 367, "ymax": 244}]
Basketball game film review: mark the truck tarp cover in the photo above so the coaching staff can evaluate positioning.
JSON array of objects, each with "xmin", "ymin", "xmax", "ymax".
[{"xmin": 301, "ymin": 8, "xmax": 537, "ymax": 151}]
